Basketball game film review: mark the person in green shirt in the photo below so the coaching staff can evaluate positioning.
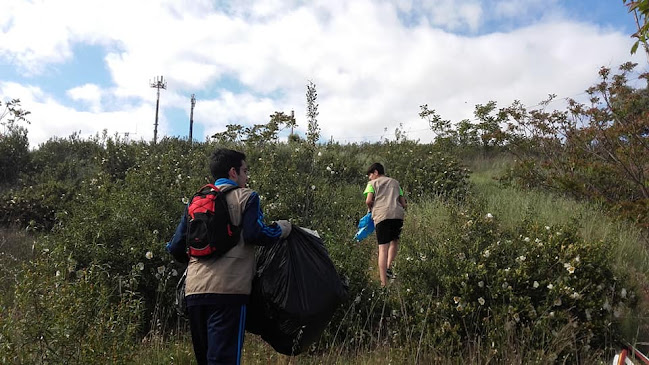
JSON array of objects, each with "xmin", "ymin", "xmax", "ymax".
[{"xmin": 364, "ymin": 162, "xmax": 407, "ymax": 287}]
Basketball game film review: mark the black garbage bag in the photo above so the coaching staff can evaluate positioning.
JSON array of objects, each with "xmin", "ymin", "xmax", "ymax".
[{"xmin": 246, "ymin": 225, "xmax": 348, "ymax": 355}]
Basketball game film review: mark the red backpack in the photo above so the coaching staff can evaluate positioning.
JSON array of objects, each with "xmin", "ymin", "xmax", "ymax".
[{"xmin": 185, "ymin": 184, "xmax": 240, "ymax": 258}]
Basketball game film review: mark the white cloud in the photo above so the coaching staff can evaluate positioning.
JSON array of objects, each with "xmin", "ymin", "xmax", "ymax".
[
  {"xmin": 0, "ymin": 82, "xmax": 153, "ymax": 147},
  {"xmin": 493, "ymin": 0, "xmax": 560, "ymax": 19},
  {"xmin": 0, "ymin": 0, "xmax": 645, "ymax": 147},
  {"xmin": 67, "ymin": 84, "xmax": 103, "ymax": 112}
]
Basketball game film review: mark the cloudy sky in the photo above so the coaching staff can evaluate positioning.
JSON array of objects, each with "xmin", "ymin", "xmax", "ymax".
[{"xmin": 1, "ymin": 0, "xmax": 646, "ymax": 147}]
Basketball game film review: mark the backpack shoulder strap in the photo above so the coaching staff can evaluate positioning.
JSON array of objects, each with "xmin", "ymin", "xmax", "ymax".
[
  {"xmin": 196, "ymin": 184, "xmax": 218, "ymax": 194},
  {"xmin": 216, "ymin": 184, "xmax": 240, "ymax": 195}
]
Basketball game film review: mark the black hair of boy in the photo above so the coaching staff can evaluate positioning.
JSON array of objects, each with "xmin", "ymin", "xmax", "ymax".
[
  {"xmin": 367, "ymin": 162, "xmax": 385, "ymax": 175},
  {"xmin": 210, "ymin": 149, "xmax": 246, "ymax": 180}
]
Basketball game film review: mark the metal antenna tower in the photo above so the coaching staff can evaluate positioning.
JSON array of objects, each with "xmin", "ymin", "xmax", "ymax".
[
  {"xmin": 189, "ymin": 94, "xmax": 196, "ymax": 145},
  {"xmin": 149, "ymin": 75, "xmax": 167, "ymax": 144}
]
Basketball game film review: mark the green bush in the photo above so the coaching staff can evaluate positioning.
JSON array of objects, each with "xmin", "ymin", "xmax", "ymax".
[
  {"xmin": 391, "ymin": 204, "xmax": 635, "ymax": 359},
  {"xmin": 0, "ymin": 247, "xmax": 142, "ymax": 364}
]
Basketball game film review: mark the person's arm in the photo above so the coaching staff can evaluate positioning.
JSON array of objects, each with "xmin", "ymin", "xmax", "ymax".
[
  {"xmin": 399, "ymin": 195, "xmax": 407, "ymax": 211},
  {"xmin": 242, "ymin": 192, "xmax": 290, "ymax": 245},
  {"xmin": 166, "ymin": 209, "xmax": 189, "ymax": 263},
  {"xmin": 366, "ymin": 192, "xmax": 374, "ymax": 211},
  {"xmin": 364, "ymin": 182, "xmax": 375, "ymax": 211}
]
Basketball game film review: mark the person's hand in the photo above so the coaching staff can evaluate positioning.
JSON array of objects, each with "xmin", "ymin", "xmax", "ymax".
[{"xmin": 275, "ymin": 220, "xmax": 292, "ymax": 239}]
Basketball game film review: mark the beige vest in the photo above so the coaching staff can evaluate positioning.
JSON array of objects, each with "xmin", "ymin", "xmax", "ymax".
[
  {"xmin": 185, "ymin": 185, "xmax": 256, "ymax": 296},
  {"xmin": 370, "ymin": 176, "xmax": 405, "ymax": 224}
]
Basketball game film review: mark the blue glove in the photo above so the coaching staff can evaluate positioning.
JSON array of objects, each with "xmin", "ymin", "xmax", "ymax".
[{"xmin": 354, "ymin": 211, "xmax": 375, "ymax": 242}]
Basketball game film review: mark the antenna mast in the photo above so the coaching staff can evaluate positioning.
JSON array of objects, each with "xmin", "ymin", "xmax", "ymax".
[
  {"xmin": 149, "ymin": 75, "xmax": 167, "ymax": 144},
  {"xmin": 189, "ymin": 94, "xmax": 196, "ymax": 145}
]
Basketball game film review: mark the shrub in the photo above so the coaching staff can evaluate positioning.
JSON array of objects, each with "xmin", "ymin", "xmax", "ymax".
[
  {"xmin": 391, "ymin": 204, "xmax": 635, "ymax": 360},
  {"xmin": 0, "ymin": 246, "xmax": 142, "ymax": 364}
]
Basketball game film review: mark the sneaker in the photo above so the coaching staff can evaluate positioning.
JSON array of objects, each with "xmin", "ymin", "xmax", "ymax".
[{"xmin": 386, "ymin": 268, "xmax": 396, "ymax": 279}]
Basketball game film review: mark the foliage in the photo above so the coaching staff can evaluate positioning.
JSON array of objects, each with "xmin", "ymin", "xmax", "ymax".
[
  {"xmin": 0, "ymin": 102, "xmax": 644, "ymax": 362},
  {"xmin": 306, "ymin": 80, "xmax": 320, "ymax": 145},
  {"xmin": 625, "ymin": 0, "xmax": 649, "ymax": 57},
  {"xmin": 0, "ymin": 99, "xmax": 30, "ymax": 187},
  {"xmin": 419, "ymin": 101, "xmax": 509, "ymax": 158},
  {"xmin": 389, "ymin": 203, "xmax": 635, "ymax": 360},
  {"xmin": 0, "ymin": 248, "xmax": 141, "ymax": 364},
  {"xmin": 503, "ymin": 62, "xmax": 649, "ymax": 228}
]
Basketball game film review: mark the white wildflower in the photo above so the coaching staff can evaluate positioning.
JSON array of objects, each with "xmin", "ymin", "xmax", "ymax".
[
  {"xmin": 145, "ymin": 251, "xmax": 153, "ymax": 260},
  {"xmin": 317, "ymin": 151, "xmax": 322, "ymax": 156},
  {"xmin": 547, "ymin": 283, "xmax": 554, "ymax": 290},
  {"xmin": 137, "ymin": 262, "xmax": 144, "ymax": 271},
  {"xmin": 523, "ymin": 237, "xmax": 530, "ymax": 242},
  {"xmin": 478, "ymin": 281, "xmax": 484, "ymax": 288},
  {"xmin": 533, "ymin": 281, "xmax": 539, "ymax": 288},
  {"xmin": 453, "ymin": 296, "xmax": 461, "ymax": 304},
  {"xmin": 311, "ymin": 185, "xmax": 316, "ymax": 190},
  {"xmin": 478, "ymin": 297, "xmax": 485, "ymax": 305},
  {"xmin": 483, "ymin": 250, "xmax": 490, "ymax": 258},
  {"xmin": 157, "ymin": 266, "xmax": 165, "ymax": 274},
  {"xmin": 602, "ymin": 300, "xmax": 611, "ymax": 311},
  {"xmin": 485, "ymin": 213, "xmax": 493, "ymax": 219}
]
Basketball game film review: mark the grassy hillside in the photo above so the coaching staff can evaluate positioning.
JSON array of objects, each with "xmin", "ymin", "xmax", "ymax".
[{"xmin": 0, "ymin": 139, "xmax": 647, "ymax": 364}]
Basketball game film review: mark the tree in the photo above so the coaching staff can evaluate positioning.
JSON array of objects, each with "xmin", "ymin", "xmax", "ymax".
[
  {"xmin": 0, "ymin": 99, "xmax": 31, "ymax": 186},
  {"xmin": 306, "ymin": 80, "xmax": 320, "ymax": 146},
  {"xmin": 505, "ymin": 63, "xmax": 649, "ymax": 227},
  {"xmin": 624, "ymin": 0, "xmax": 649, "ymax": 58},
  {"xmin": 473, "ymin": 101, "xmax": 509, "ymax": 153},
  {"xmin": 419, "ymin": 104, "xmax": 453, "ymax": 140}
]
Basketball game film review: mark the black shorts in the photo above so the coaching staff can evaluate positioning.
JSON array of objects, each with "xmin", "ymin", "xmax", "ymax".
[{"xmin": 375, "ymin": 219, "xmax": 403, "ymax": 245}]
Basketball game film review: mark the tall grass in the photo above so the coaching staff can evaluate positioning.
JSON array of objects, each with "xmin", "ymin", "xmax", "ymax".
[
  {"xmin": 468, "ymin": 157, "xmax": 649, "ymax": 348},
  {"xmin": 470, "ymin": 166, "xmax": 649, "ymax": 276}
]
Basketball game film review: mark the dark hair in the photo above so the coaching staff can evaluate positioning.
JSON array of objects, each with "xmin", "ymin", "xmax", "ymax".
[
  {"xmin": 367, "ymin": 162, "xmax": 384, "ymax": 175},
  {"xmin": 210, "ymin": 148, "xmax": 246, "ymax": 179}
]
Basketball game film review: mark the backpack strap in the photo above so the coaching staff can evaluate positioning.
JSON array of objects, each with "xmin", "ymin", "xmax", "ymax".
[
  {"xmin": 196, "ymin": 184, "xmax": 239, "ymax": 195},
  {"xmin": 216, "ymin": 184, "xmax": 240, "ymax": 194}
]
